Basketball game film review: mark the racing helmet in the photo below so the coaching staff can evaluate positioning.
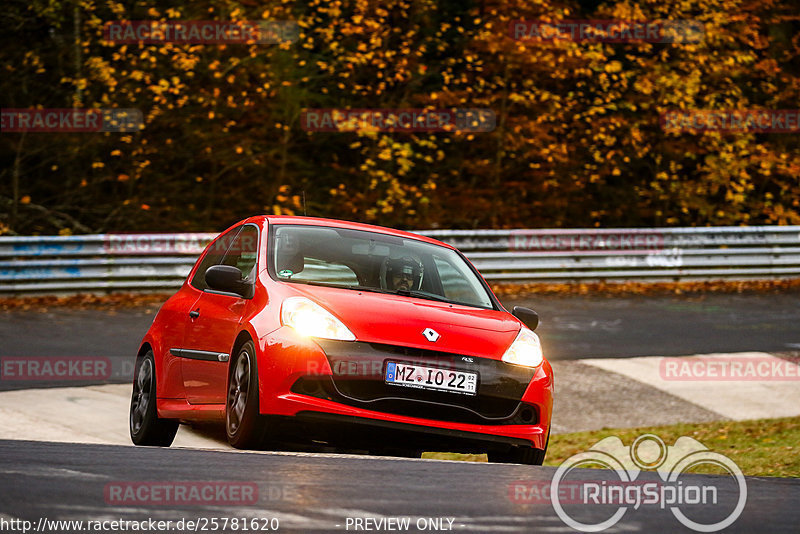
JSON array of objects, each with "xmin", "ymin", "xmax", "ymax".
[{"xmin": 383, "ymin": 256, "xmax": 423, "ymax": 291}]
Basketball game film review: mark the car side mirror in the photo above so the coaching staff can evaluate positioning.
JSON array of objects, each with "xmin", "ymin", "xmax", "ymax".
[
  {"xmin": 205, "ymin": 265, "xmax": 253, "ymax": 298},
  {"xmin": 512, "ymin": 306, "xmax": 539, "ymax": 331}
]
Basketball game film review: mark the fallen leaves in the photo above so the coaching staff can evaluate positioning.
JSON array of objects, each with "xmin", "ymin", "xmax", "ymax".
[
  {"xmin": 490, "ymin": 278, "xmax": 800, "ymax": 298},
  {"xmin": 0, "ymin": 293, "xmax": 172, "ymax": 312},
  {"xmin": 2, "ymin": 278, "xmax": 798, "ymax": 312}
]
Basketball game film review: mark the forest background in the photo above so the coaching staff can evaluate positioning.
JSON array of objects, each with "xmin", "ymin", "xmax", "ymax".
[{"xmin": 1, "ymin": 0, "xmax": 798, "ymax": 235}]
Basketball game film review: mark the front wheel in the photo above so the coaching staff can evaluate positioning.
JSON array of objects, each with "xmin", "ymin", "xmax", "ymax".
[
  {"xmin": 130, "ymin": 351, "xmax": 178, "ymax": 446},
  {"xmin": 226, "ymin": 341, "xmax": 270, "ymax": 449}
]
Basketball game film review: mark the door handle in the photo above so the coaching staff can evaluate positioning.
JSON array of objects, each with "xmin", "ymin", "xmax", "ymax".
[{"xmin": 189, "ymin": 310, "xmax": 200, "ymax": 319}]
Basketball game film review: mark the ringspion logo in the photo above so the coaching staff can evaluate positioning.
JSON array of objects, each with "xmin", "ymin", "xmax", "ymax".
[
  {"xmin": 551, "ymin": 434, "xmax": 746, "ymax": 532},
  {"xmin": 510, "ymin": 479, "xmax": 664, "ymax": 504}
]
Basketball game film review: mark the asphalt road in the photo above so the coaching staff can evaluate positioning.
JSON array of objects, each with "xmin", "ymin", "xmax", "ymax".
[
  {"xmin": 507, "ymin": 291, "xmax": 800, "ymax": 360},
  {"xmin": 2, "ymin": 291, "xmax": 799, "ymax": 391},
  {"xmin": 1, "ymin": 440, "xmax": 797, "ymax": 534},
  {"xmin": 1, "ymin": 294, "xmax": 798, "ymax": 533}
]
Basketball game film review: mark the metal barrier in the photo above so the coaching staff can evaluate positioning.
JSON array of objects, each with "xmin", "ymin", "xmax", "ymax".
[
  {"xmin": 1, "ymin": 226, "xmax": 799, "ymax": 294},
  {"xmin": 0, "ymin": 233, "xmax": 216, "ymax": 293}
]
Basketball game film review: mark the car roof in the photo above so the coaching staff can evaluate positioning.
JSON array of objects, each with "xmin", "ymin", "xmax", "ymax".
[{"xmin": 239, "ymin": 215, "xmax": 455, "ymax": 250}]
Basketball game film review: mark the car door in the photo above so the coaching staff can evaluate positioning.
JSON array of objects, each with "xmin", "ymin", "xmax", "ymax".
[
  {"xmin": 181, "ymin": 224, "xmax": 259, "ymax": 405},
  {"xmin": 154, "ymin": 288, "xmax": 198, "ymax": 400},
  {"xmin": 156, "ymin": 226, "xmax": 241, "ymax": 400}
]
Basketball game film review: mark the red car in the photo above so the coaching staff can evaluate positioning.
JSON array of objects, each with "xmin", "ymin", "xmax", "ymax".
[{"xmin": 129, "ymin": 216, "xmax": 553, "ymax": 464}]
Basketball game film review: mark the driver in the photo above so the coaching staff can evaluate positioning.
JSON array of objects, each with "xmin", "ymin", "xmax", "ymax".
[{"xmin": 384, "ymin": 256, "xmax": 423, "ymax": 291}]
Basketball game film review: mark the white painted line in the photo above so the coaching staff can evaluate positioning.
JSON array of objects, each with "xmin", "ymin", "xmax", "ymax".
[
  {"xmin": 2, "ymin": 352, "xmax": 796, "ymax": 452},
  {"xmin": 0, "ymin": 384, "xmax": 228, "ymax": 450},
  {"xmin": 0, "ymin": 385, "xmax": 502, "ymax": 462},
  {"xmin": 0, "ymin": 466, "xmax": 109, "ymax": 480},
  {"xmin": 0, "ymin": 385, "xmax": 518, "ymax": 463},
  {"xmin": 583, "ymin": 352, "xmax": 800, "ymax": 421}
]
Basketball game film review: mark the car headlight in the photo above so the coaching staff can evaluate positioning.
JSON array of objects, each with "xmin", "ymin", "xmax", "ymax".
[
  {"xmin": 281, "ymin": 296, "xmax": 356, "ymax": 341},
  {"xmin": 501, "ymin": 328, "xmax": 544, "ymax": 368}
]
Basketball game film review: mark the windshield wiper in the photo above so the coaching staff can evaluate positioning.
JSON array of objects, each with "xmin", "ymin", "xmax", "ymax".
[
  {"xmin": 289, "ymin": 282, "xmax": 467, "ymax": 306},
  {"xmin": 284, "ymin": 279, "xmax": 349, "ymax": 289},
  {"xmin": 347, "ymin": 286, "xmax": 395, "ymax": 295},
  {"xmin": 287, "ymin": 282, "xmax": 396, "ymax": 295},
  {"xmin": 393, "ymin": 289, "xmax": 462, "ymax": 305},
  {"xmin": 348, "ymin": 285, "xmax": 461, "ymax": 304}
]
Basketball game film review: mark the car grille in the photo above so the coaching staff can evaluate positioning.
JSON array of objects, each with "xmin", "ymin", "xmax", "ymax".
[{"xmin": 291, "ymin": 340, "xmax": 539, "ymax": 425}]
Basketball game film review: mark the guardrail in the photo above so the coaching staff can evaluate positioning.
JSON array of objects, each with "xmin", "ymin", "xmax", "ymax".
[{"xmin": 1, "ymin": 226, "xmax": 799, "ymax": 294}]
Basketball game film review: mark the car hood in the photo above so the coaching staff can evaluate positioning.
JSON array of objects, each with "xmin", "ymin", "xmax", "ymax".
[{"xmin": 287, "ymin": 284, "xmax": 520, "ymax": 359}]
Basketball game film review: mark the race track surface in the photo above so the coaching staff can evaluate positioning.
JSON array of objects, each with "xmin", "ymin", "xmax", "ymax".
[
  {"xmin": 1, "ymin": 440, "xmax": 798, "ymax": 534},
  {"xmin": 1, "ymin": 291, "xmax": 798, "ymax": 533},
  {"xmin": 2, "ymin": 292, "xmax": 800, "ymax": 391}
]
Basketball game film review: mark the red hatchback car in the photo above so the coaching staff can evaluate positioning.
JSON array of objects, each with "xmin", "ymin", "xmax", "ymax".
[{"xmin": 130, "ymin": 216, "xmax": 553, "ymax": 464}]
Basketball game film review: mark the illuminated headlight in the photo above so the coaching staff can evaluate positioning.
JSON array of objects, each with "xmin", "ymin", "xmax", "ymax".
[
  {"xmin": 281, "ymin": 297, "xmax": 356, "ymax": 341},
  {"xmin": 501, "ymin": 328, "xmax": 544, "ymax": 368}
]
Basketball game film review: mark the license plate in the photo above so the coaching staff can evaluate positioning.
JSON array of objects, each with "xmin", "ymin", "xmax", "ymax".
[{"xmin": 385, "ymin": 361, "xmax": 478, "ymax": 396}]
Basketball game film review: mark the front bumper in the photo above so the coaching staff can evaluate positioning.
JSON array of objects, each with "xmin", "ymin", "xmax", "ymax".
[{"xmin": 257, "ymin": 327, "xmax": 553, "ymax": 450}]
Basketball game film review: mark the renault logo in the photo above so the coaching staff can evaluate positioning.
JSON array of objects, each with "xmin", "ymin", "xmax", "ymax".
[{"xmin": 422, "ymin": 328, "xmax": 440, "ymax": 342}]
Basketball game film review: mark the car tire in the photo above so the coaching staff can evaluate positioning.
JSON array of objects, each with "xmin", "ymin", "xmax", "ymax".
[
  {"xmin": 130, "ymin": 351, "xmax": 179, "ymax": 446},
  {"xmin": 226, "ymin": 340, "xmax": 270, "ymax": 449},
  {"xmin": 489, "ymin": 431, "xmax": 549, "ymax": 465}
]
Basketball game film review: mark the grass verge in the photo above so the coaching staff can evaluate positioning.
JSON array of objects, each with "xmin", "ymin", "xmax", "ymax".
[{"xmin": 423, "ymin": 416, "xmax": 800, "ymax": 477}]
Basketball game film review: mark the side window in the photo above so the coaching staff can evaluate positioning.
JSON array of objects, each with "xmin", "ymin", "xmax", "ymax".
[
  {"xmin": 221, "ymin": 225, "xmax": 259, "ymax": 281},
  {"xmin": 190, "ymin": 226, "xmax": 242, "ymax": 291}
]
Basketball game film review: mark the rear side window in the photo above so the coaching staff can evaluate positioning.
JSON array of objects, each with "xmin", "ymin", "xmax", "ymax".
[{"xmin": 190, "ymin": 226, "xmax": 242, "ymax": 291}]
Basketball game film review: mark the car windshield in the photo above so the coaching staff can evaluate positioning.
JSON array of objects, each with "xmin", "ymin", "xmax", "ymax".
[{"xmin": 270, "ymin": 224, "xmax": 494, "ymax": 309}]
